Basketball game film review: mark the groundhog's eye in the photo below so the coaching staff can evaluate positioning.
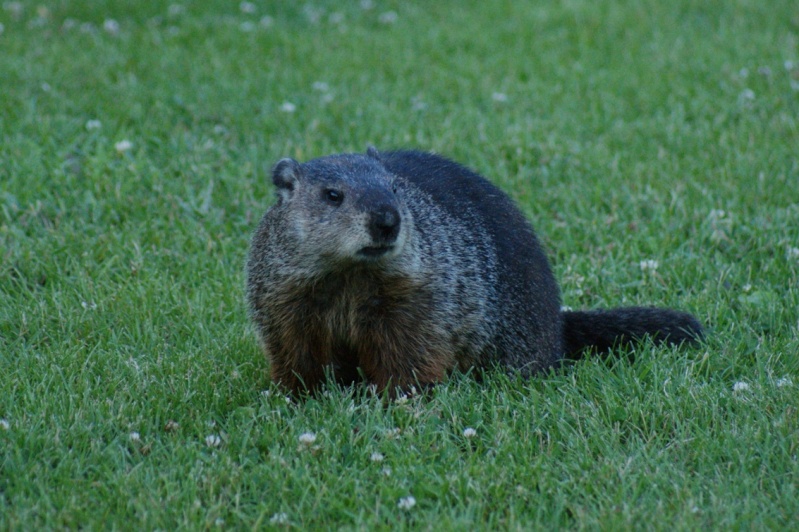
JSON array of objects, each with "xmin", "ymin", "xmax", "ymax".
[{"xmin": 323, "ymin": 188, "xmax": 344, "ymax": 206}]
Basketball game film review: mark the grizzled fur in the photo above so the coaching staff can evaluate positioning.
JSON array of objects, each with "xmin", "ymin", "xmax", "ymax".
[{"xmin": 246, "ymin": 148, "xmax": 703, "ymax": 395}]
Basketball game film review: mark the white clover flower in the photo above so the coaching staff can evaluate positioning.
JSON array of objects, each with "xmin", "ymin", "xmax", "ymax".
[
  {"xmin": 239, "ymin": 21, "xmax": 254, "ymax": 32},
  {"xmin": 3, "ymin": 2, "xmax": 22, "ymax": 17},
  {"xmin": 214, "ymin": 518, "xmax": 224, "ymax": 527},
  {"xmin": 168, "ymin": 4, "xmax": 186, "ymax": 17},
  {"xmin": 303, "ymin": 5, "xmax": 322, "ymax": 24},
  {"xmin": 260, "ymin": 16, "xmax": 274, "ymax": 28},
  {"xmin": 733, "ymin": 381, "xmax": 749, "ymax": 392},
  {"xmin": 384, "ymin": 428, "xmax": 400, "ymax": 438},
  {"xmin": 129, "ymin": 431, "xmax": 141, "ymax": 442},
  {"xmin": 312, "ymin": 81, "xmax": 330, "ymax": 92},
  {"xmin": 269, "ymin": 513, "xmax": 289, "ymax": 525},
  {"xmin": 0, "ymin": 419, "xmax": 10, "ymax": 430},
  {"xmin": 397, "ymin": 496, "xmax": 416, "ymax": 510},
  {"xmin": 115, "ymin": 139, "xmax": 133, "ymax": 153},
  {"xmin": 382, "ymin": 467, "xmax": 392, "ymax": 477},
  {"xmin": 86, "ymin": 119, "xmax": 102, "ymax": 131},
  {"xmin": 240, "ymin": 2, "xmax": 256, "ymax": 14},
  {"xmin": 492, "ymin": 92, "xmax": 508, "ymax": 103},
  {"xmin": 462, "ymin": 427, "xmax": 477, "ymax": 438},
  {"xmin": 329, "ymin": 12, "xmax": 344, "ymax": 25},
  {"xmin": 742, "ymin": 284, "xmax": 752, "ymax": 293},
  {"xmin": 639, "ymin": 259, "xmax": 659, "ymax": 272},
  {"xmin": 30, "ymin": 16, "xmax": 47, "ymax": 28},
  {"xmin": 360, "ymin": 0, "xmax": 374, "ymax": 10},
  {"xmin": 776, "ymin": 377, "xmax": 793, "ymax": 388},
  {"xmin": 205, "ymin": 434, "xmax": 221, "ymax": 447},
  {"xmin": 103, "ymin": 19, "xmax": 120, "ymax": 35},
  {"xmin": 394, "ymin": 393, "xmax": 409, "ymax": 405},
  {"xmin": 378, "ymin": 11, "xmax": 398, "ymax": 24},
  {"xmin": 298, "ymin": 432, "xmax": 317, "ymax": 445},
  {"xmin": 370, "ymin": 452, "xmax": 385, "ymax": 462},
  {"xmin": 787, "ymin": 247, "xmax": 799, "ymax": 260},
  {"xmin": 279, "ymin": 101, "xmax": 296, "ymax": 113},
  {"xmin": 81, "ymin": 301, "xmax": 97, "ymax": 310}
]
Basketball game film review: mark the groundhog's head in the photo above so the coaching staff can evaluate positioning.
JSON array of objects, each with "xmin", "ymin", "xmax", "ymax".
[{"xmin": 269, "ymin": 147, "xmax": 411, "ymax": 267}]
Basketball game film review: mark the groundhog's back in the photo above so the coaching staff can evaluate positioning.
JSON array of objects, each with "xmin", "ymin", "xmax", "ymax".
[{"xmin": 378, "ymin": 150, "xmax": 564, "ymax": 374}]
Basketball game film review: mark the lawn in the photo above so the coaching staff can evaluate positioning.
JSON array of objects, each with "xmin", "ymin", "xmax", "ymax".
[{"xmin": 1, "ymin": 0, "xmax": 798, "ymax": 529}]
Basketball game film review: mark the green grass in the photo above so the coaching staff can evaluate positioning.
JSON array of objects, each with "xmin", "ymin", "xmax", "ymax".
[{"xmin": 2, "ymin": 0, "xmax": 798, "ymax": 528}]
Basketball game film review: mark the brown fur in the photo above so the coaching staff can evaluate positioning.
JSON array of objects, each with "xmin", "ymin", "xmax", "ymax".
[{"xmin": 258, "ymin": 270, "xmax": 453, "ymax": 394}]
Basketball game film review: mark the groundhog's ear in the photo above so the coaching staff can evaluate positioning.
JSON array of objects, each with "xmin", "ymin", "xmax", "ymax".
[
  {"xmin": 366, "ymin": 146, "xmax": 380, "ymax": 160},
  {"xmin": 271, "ymin": 158, "xmax": 301, "ymax": 202}
]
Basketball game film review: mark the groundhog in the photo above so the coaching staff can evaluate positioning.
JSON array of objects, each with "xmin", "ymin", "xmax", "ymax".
[{"xmin": 246, "ymin": 147, "xmax": 703, "ymax": 395}]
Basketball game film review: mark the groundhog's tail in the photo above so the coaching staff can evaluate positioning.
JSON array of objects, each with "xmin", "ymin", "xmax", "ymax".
[{"xmin": 561, "ymin": 307, "xmax": 704, "ymax": 360}]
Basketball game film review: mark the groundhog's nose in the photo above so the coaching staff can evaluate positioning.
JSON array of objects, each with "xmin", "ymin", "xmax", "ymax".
[{"xmin": 369, "ymin": 205, "xmax": 401, "ymax": 244}]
